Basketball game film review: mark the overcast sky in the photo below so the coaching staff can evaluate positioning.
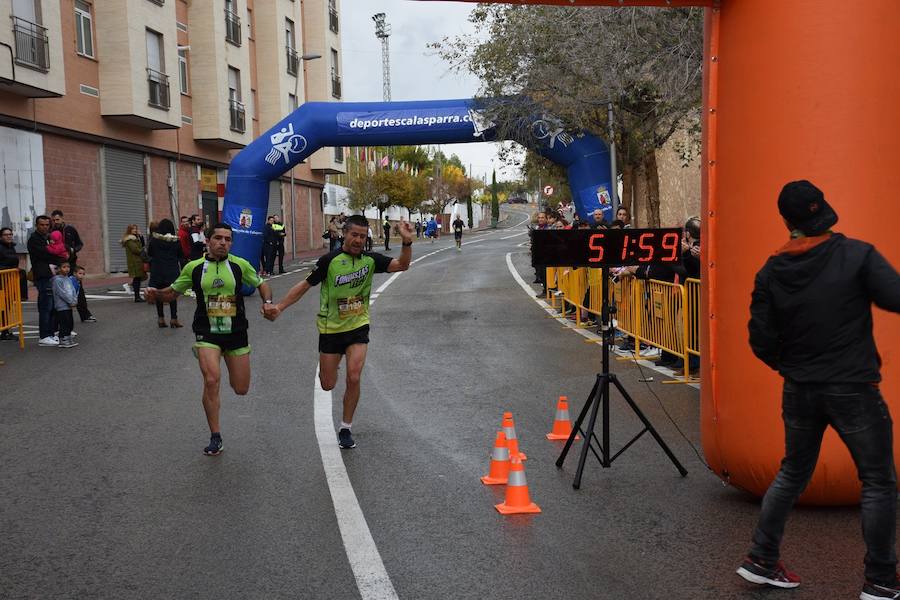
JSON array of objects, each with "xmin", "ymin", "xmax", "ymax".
[{"xmin": 339, "ymin": 0, "xmax": 519, "ymax": 182}]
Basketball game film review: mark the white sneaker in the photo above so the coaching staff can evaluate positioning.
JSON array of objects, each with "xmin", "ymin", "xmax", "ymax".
[
  {"xmin": 39, "ymin": 336, "xmax": 59, "ymax": 347},
  {"xmin": 70, "ymin": 331, "xmax": 77, "ymax": 337},
  {"xmin": 123, "ymin": 283, "xmax": 132, "ymax": 293}
]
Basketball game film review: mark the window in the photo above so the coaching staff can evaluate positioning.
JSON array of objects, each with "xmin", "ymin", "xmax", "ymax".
[
  {"xmin": 285, "ymin": 19, "xmax": 298, "ymax": 76},
  {"xmin": 224, "ymin": 0, "xmax": 241, "ymax": 46},
  {"xmin": 288, "ymin": 93, "xmax": 298, "ymax": 112},
  {"xmin": 251, "ymin": 89, "xmax": 258, "ymax": 120},
  {"xmin": 178, "ymin": 48, "xmax": 189, "ymax": 95},
  {"xmin": 74, "ymin": 1, "xmax": 94, "ymax": 58},
  {"xmin": 228, "ymin": 67, "xmax": 245, "ymax": 133},
  {"xmin": 329, "ymin": 0, "xmax": 339, "ymax": 34},
  {"xmin": 334, "ymin": 147, "xmax": 343, "ymax": 163},
  {"xmin": 246, "ymin": 7, "xmax": 253, "ymax": 39},
  {"xmin": 12, "ymin": 0, "xmax": 48, "ymax": 71},
  {"xmin": 146, "ymin": 29, "xmax": 169, "ymax": 109},
  {"xmin": 330, "ymin": 48, "xmax": 341, "ymax": 99}
]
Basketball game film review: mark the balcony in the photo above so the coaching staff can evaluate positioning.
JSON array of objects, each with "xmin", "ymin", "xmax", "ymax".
[
  {"xmin": 147, "ymin": 68, "xmax": 171, "ymax": 110},
  {"xmin": 12, "ymin": 17, "xmax": 50, "ymax": 73},
  {"xmin": 229, "ymin": 99, "xmax": 245, "ymax": 133},
  {"xmin": 331, "ymin": 73, "xmax": 341, "ymax": 99},
  {"xmin": 225, "ymin": 9, "xmax": 241, "ymax": 46},
  {"xmin": 329, "ymin": 7, "xmax": 339, "ymax": 34},
  {"xmin": 286, "ymin": 46, "xmax": 299, "ymax": 76}
]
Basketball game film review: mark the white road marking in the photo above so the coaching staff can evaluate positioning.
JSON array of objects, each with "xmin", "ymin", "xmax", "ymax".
[
  {"xmin": 500, "ymin": 231, "xmax": 529, "ymax": 240},
  {"xmin": 504, "ymin": 252, "xmax": 699, "ymax": 389},
  {"xmin": 313, "ymin": 368, "xmax": 399, "ymax": 600}
]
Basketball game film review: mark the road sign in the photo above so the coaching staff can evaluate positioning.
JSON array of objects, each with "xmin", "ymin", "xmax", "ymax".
[{"xmin": 543, "ymin": 185, "xmax": 554, "ymax": 196}]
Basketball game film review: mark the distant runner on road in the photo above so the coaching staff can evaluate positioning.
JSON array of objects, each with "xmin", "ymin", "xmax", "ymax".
[
  {"xmin": 145, "ymin": 223, "xmax": 273, "ymax": 456},
  {"xmin": 263, "ymin": 215, "xmax": 413, "ymax": 449},
  {"xmin": 453, "ymin": 215, "xmax": 465, "ymax": 251}
]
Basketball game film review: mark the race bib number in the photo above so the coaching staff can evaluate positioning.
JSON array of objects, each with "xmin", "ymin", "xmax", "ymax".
[
  {"xmin": 207, "ymin": 294, "xmax": 237, "ymax": 317},
  {"xmin": 337, "ymin": 295, "xmax": 364, "ymax": 320}
]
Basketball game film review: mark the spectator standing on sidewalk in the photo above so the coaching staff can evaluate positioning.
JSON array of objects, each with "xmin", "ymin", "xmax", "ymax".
[
  {"xmin": 51, "ymin": 262, "xmax": 78, "ymax": 348},
  {"xmin": 272, "ymin": 215, "xmax": 287, "ymax": 274},
  {"xmin": 178, "ymin": 216, "xmax": 192, "ymax": 268},
  {"xmin": 0, "ymin": 227, "xmax": 27, "ymax": 340},
  {"xmin": 261, "ymin": 215, "xmax": 276, "ymax": 276},
  {"xmin": 188, "ymin": 215, "xmax": 206, "ymax": 261},
  {"xmin": 50, "ymin": 211, "xmax": 95, "ymax": 323},
  {"xmin": 383, "ymin": 217, "xmax": 391, "ymax": 251},
  {"xmin": 147, "ymin": 219, "xmax": 183, "ymax": 328},
  {"xmin": 737, "ymin": 180, "xmax": 900, "ymax": 599},
  {"xmin": 28, "ymin": 215, "xmax": 62, "ymax": 347},
  {"xmin": 121, "ymin": 224, "xmax": 146, "ymax": 303}
]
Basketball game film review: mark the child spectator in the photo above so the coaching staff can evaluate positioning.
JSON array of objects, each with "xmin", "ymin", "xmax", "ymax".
[
  {"xmin": 52, "ymin": 262, "xmax": 79, "ymax": 348},
  {"xmin": 48, "ymin": 230, "xmax": 69, "ymax": 261}
]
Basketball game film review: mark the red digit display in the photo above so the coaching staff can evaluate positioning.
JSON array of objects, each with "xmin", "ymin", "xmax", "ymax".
[
  {"xmin": 661, "ymin": 232, "xmax": 680, "ymax": 261},
  {"xmin": 621, "ymin": 234, "xmax": 630, "ymax": 261},
  {"xmin": 637, "ymin": 233, "xmax": 655, "ymax": 262},
  {"xmin": 588, "ymin": 233, "xmax": 605, "ymax": 262}
]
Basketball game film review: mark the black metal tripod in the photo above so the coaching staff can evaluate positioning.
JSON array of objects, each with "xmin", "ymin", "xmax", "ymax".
[{"xmin": 556, "ymin": 266, "xmax": 688, "ymax": 489}]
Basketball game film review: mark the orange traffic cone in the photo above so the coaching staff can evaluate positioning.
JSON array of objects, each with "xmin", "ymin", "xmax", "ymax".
[
  {"xmin": 502, "ymin": 412, "xmax": 527, "ymax": 461},
  {"xmin": 495, "ymin": 457, "xmax": 541, "ymax": 515},
  {"xmin": 480, "ymin": 431, "xmax": 510, "ymax": 485},
  {"xmin": 546, "ymin": 396, "xmax": 580, "ymax": 441}
]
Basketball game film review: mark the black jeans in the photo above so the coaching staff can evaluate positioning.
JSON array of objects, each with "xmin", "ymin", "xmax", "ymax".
[
  {"xmin": 56, "ymin": 309, "xmax": 73, "ymax": 338},
  {"xmin": 76, "ymin": 284, "xmax": 92, "ymax": 321},
  {"xmin": 35, "ymin": 277, "xmax": 56, "ymax": 339},
  {"xmin": 750, "ymin": 381, "xmax": 897, "ymax": 584}
]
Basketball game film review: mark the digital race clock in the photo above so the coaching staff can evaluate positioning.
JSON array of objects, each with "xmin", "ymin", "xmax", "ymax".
[{"xmin": 530, "ymin": 228, "xmax": 683, "ymax": 267}]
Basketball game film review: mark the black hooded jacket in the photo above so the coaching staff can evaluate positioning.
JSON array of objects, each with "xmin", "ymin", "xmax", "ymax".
[{"xmin": 749, "ymin": 233, "xmax": 900, "ymax": 383}]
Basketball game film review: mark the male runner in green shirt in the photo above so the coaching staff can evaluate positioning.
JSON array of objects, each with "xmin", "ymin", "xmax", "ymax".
[
  {"xmin": 145, "ymin": 223, "xmax": 274, "ymax": 456},
  {"xmin": 264, "ymin": 215, "xmax": 413, "ymax": 449}
]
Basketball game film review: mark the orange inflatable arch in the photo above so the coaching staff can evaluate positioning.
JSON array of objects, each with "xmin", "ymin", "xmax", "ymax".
[{"xmin": 423, "ymin": 0, "xmax": 900, "ymax": 505}]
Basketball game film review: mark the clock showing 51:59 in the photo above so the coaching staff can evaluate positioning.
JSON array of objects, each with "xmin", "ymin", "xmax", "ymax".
[{"xmin": 531, "ymin": 228, "xmax": 684, "ymax": 267}]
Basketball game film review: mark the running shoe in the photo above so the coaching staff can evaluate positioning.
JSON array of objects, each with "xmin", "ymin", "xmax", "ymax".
[
  {"xmin": 203, "ymin": 434, "xmax": 224, "ymax": 456},
  {"xmin": 58, "ymin": 336, "xmax": 79, "ymax": 349},
  {"xmin": 38, "ymin": 336, "xmax": 59, "ymax": 347},
  {"xmin": 736, "ymin": 557, "xmax": 800, "ymax": 588},
  {"xmin": 338, "ymin": 428, "xmax": 356, "ymax": 449},
  {"xmin": 861, "ymin": 576, "xmax": 900, "ymax": 600},
  {"xmin": 83, "ymin": 316, "xmax": 97, "ymax": 323}
]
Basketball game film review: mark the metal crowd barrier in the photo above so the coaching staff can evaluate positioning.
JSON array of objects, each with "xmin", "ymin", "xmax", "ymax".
[
  {"xmin": 0, "ymin": 268, "xmax": 25, "ymax": 349},
  {"xmin": 545, "ymin": 268, "xmax": 700, "ymax": 382}
]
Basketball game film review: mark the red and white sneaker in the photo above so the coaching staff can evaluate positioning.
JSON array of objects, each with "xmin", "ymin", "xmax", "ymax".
[{"xmin": 736, "ymin": 556, "xmax": 801, "ymax": 588}]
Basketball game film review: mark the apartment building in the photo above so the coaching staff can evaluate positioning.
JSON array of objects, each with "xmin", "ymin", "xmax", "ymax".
[{"xmin": 0, "ymin": 0, "xmax": 345, "ymax": 275}]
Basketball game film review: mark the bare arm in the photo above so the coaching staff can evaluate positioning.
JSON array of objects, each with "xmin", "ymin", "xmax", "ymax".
[
  {"xmin": 145, "ymin": 286, "xmax": 180, "ymax": 304},
  {"xmin": 387, "ymin": 221, "xmax": 414, "ymax": 273},
  {"xmin": 263, "ymin": 279, "xmax": 312, "ymax": 321}
]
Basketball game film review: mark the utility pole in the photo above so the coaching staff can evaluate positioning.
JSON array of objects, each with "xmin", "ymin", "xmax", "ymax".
[{"xmin": 372, "ymin": 13, "xmax": 391, "ymax": 102}]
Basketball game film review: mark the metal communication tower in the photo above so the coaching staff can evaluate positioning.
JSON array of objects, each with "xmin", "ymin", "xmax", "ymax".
[{"xmin": 372, "ymin": 13, "xmax": 391, "ymax": 102}]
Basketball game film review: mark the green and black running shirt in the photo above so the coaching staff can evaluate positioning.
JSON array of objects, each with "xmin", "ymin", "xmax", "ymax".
[
  {"xmin": 171, "ymin": 254, "xmax": 262, "ymax": 335},
  {"xmin": 307, "ymin": 249, "xmax": 393, "ymax": 334}
]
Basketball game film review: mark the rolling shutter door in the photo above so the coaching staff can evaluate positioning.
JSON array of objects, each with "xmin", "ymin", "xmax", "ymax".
[
  {"xmin": 268, "ymin": 180, "xmax": 282, "ymax": 217},
  {"xmin": 104, "ymin": 147, "xmax": 146, "ymax": 272}
]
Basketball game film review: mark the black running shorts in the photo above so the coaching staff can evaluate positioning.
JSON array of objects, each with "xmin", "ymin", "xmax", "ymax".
[{"xmin": 318, "ymin": 325, "xmax": 370, "ymax": 355}]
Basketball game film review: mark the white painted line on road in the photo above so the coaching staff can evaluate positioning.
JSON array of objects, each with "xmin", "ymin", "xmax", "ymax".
[
  {"xmin": 374, "ymin": 272, "xmax": 401, "ymax": 294},
  {"xmin": 314, "ymin": 368, "xmax": 399, "ymax": 600},
  {"xmin": 500, "ymin": 231, "xmax": 529, "ymax": 240},
  {"xmin": 504, "ymin": 252, "xmax": 699, "ymax": 389}
]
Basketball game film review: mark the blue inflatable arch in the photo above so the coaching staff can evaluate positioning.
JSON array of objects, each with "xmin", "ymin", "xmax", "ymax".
[{"xmin": 224, "ymin": 98, "xmax": 612, "ymax": 265}]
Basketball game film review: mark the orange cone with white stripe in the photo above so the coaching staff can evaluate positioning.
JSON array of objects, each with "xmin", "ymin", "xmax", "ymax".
[
  {"xmin": 495, "ymin": 457, "xmax": 541, "ymax": 515},
  {"xmin": 502, "ymin": 412, "xmax": 527, "ymax": 461},
  {"xmin": 546, "ymin": 396, "xmax": 580, "ymax": 441},
  {"xmin": 480, "ymin": 431, "xmax": 510, "ymax": 485}
]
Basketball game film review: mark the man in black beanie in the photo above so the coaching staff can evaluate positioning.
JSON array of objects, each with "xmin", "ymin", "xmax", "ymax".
[{"xmin": 736, "ymin": 180, "xmax": 900, "ymax": 599}]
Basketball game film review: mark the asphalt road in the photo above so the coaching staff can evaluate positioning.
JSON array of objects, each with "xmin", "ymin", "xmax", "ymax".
[{"xmin": 0, "ymin": 207, "xmax": 880, "ymax": 599}]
